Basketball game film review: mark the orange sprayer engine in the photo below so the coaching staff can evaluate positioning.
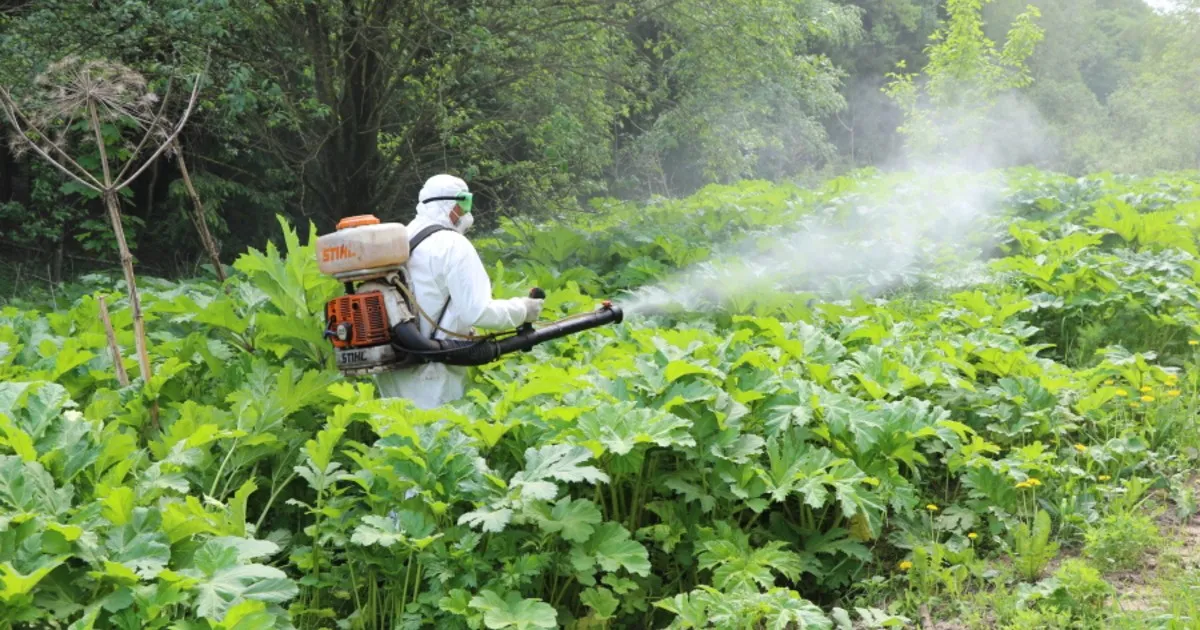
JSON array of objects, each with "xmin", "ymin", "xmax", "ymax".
[
  {"xmin": 316, "ymin": 214, "xmax": 624, "ymax": 378},
  {"xmin": 317, "ymin": 214, "xmax": 421, "ymax": 375}
]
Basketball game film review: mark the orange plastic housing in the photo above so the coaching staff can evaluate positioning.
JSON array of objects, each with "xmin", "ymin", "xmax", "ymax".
[
  {"xmin": 326, "ymin": 292, "xmax": 391, "ymax": 349},
  {"xmin": 336, "ymin": 214, "xmax": 381, "ymax": 229}
]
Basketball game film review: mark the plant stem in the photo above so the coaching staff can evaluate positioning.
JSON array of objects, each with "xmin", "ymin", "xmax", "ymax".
[
  {"xmin": 399, "ymin": 555, "xmax": 412, "ymax": 618},
  {"xmin": 173, "ymin": 138, "xmax": 226, "ymax": 282},
  {"xmin": 97, "ymin": 295, "xmax": 129, "ymax": 386},
  {"xmin": 88, "ymin": 100, "xmax": 152, "ymax": 397},
  {"xmin": 348, "ymin": 555, "xmax": 363, "ymax": 619},
  {"xmin": 210, "ymin": 437, "xmax": 240, "ymax": 498},
  {"xmin": 411, "ymin": 559, "xmax": 423, "ymax": 615},
  {"xmin": 256, "ymin": 470, "xmax": 298, "ymax": 532}
]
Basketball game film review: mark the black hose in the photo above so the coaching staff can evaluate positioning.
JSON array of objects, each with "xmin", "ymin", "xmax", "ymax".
[{"xmin": 390, "ymin": 304, "xmax": 623, "ymax": 367}]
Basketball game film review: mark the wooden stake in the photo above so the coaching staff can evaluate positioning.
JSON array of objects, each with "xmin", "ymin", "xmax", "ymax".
[
  {"xmin": 98, "ymin": 295, "xmax": 130, "ymax": 387},
  {"xmin": 173, "ymin": 139, "xmax": 226, "ymax": 282}
]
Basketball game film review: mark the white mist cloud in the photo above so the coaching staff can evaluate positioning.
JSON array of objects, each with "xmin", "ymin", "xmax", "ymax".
[
  {"xmin": 1144, "ymin": 0, "xmax": 1181, "ymax": 12},
  {"xmin": 616, "ymin": 91, "xmax": 1053, "ymax": 317}
]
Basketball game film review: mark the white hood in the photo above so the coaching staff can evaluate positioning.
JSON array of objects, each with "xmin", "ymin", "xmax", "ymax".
[{"xmin": 413, "ymin": 173, "xmax": 468, "ymax": 229}]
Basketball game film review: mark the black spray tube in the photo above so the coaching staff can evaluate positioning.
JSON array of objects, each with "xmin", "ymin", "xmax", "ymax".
[
  {"xmin": 491, "ymin": 305, "xmax": 623, "ymax": 355},
  {"xmin": 390, "ymin": 302, "xmax": 623, "ymax": 367}
]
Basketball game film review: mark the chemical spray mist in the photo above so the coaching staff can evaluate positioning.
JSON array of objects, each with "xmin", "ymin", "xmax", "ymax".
[{"xmin": 616, "ymin": 92, "xmax": 1053, "ymax": 317}]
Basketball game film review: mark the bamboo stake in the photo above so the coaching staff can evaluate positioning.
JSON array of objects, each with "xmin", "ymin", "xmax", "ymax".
[
  {"xmin": 98, "ymin": 295, "xmax": 130, "ymax": 387},
  {"xmin": 173, "ymin": 138, "xmax": 226, "ymax": 282}
]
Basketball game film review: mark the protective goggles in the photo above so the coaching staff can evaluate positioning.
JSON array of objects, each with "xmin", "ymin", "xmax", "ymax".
[{"xmin": 421, "ymin": 192, "xmax": 473, "ymax": 213}]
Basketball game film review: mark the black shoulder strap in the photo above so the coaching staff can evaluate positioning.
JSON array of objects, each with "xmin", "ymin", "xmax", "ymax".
[
  {"xmin": 407, "ymin": 225, "xmax": 453, "ymax": 340},
  {"xmin": 409, "ymin": 224, "xmax": 451, "ymax": 253}
]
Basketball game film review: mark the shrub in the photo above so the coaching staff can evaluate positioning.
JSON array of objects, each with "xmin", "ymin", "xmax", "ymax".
[{"xmin": 1083, "ymin": 511, "xmax": 1163, "ymax": 573}]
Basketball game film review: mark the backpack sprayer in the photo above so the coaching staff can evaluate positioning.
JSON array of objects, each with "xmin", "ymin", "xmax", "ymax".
[{"xmin": 315, "ymin": 214, "xmax": 623, "ymax": 377}]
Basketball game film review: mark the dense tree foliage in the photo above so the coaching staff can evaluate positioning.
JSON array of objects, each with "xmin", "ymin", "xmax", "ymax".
[{"xmin": 0, "ymin": 0, "xmax": 1196, "ymax": 284}]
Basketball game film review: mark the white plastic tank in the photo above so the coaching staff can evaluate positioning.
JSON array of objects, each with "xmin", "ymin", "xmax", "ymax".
[{"xmin": 316, "ymin": 215, "xmax": 409, "ymax": 280}]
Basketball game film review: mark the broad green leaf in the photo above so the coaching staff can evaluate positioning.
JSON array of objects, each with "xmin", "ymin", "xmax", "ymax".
[
  {"xmin": 697, "ymin": 522, "xmax": 804, "ymax": 592},
  {"xmin": 106, "ymin": 508, "xmax": 171, "ymax": 580},
  {"xmin": 459, "ymin": 507, "xmax": 514, "ymax": 533},
  {"xmin": 580, "ymin": 586, "xmax": 620, "ymax": 619},
  {"xmin": 183, "ymin": 538, "xmax": 299, "ymax": 621},
  {"xmin": 511, "ymin": 444, "xmax": 609, "ymax": 501},
  {"xmin": 0, "ymin": 455, "xmax": 73, "ymax": 516},
  {"xmin": 577, "ymin": 522, "xmax": 650, "ymax": 576},
  {"xmin": 0, "ymin": 414, "xmax": 36, "ymax": 462},
  {"xmin": 469, "ymin": 589, "xmax": 557, "ymax": 630},
  {"xmin": 214, "ymin": 600, "xmax": 277, "ymax": 630},
  {"xmin": 0, "ymin": 556, "xmax": 67, "ymax": 600},
  {"xmin": 351, "ymin": 511, "xmax": 441, "ymax": 549},
  {"xmin": 574, "ymin": 403, "xmax": 695, "ymax": 456},
  {"xmin": 534, "ymin": 498, "xmax": 602, "ymax": 543},
  {"xmin": 664, "ymin": 360, "xmax": 714, "ymax": 382},
  {"xmin": 101, "ymin": 487, "xmax": 135, "ymax": 526}
]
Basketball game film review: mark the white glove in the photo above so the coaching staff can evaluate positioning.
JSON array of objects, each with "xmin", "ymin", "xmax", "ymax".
[{"xmin": 520, "ymin": 297, "xmax": 544, "ymax": 323}]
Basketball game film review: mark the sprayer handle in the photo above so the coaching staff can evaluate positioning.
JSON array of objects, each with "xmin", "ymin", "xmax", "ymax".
[{"xmin": 515, "ymin": 288, "xmax": 545, "ymax": 348}]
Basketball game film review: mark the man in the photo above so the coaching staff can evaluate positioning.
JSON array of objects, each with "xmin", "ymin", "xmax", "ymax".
[{"xmin": 376, "ymin": 174, "xmax": 542, "ymax": 409}]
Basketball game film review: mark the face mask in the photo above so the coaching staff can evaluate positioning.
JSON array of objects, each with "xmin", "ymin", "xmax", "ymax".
[
  {"xmin": 454, "ymin": 211, "xmax": 474, "ymax": 234},
  {"xmin": 420, "ymin": 191, "xmax": 474, "ymax": 231}
]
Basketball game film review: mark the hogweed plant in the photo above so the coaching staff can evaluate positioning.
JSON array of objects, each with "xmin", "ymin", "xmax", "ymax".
[{"xmin": 2, "ymin": 170, "xmax": 1200, "ymax": 627}]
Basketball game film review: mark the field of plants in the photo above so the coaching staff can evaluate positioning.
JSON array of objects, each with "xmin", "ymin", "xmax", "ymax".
[{"xmin": 4, "ymin": 167, "xmax": 1200, "ymax": 629}]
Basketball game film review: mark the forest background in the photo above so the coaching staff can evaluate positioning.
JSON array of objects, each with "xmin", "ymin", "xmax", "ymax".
[{"xmin": 0, "ymin": 0, "xmax": 1197, "ymax": 289}]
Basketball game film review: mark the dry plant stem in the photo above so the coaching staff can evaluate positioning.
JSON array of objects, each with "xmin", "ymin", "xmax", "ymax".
[
  {"xmin": 0, "ymin": 92, "xmax": 102, "ymax": 190},
  {"xmin": 174, "ymin": 138, "xmax": 226, "ymax": 282},
  {"xmin": 113, "ymin": 69, "xmax": 204, "ymax": 190},
  {"xmin": 89, "ymin": 101, "xmax": 152, "ymax": 393},
  {"xmin": 112, "ymin": 79, "xmax": 174, "ymax": 184},
  {"xmin": 98, "ymin": 295, "xmax": 130, "ymax": 387}
]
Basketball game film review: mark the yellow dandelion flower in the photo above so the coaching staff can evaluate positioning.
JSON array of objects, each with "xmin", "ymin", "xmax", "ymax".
[
  {"xmin": 1190, "ymin": 340, "xmax": 1198, "ymax": 346},
  {"xmin": 1027, "ymin": 478, "xmax": 1043, "ymax": 487},
  {"xmin": 899, "ymin": 560, "xmax": 913, "ymax": 571},
  {"xmin": 1140, "ymin": 386, "xmax": 1153, "ymax": 393},
  {"xmin": 1099, "ymin": 475, "xmax": 1111, "ymax": 481},
  {"xmin": 1104, "ymin": 380, "xmax": 1115, "ymax": 386},
  {"xmin": 1141, "ymin": 395, "xmax": 1155, "ymax": 402},
  {"xmin": 926, "ymin": 504, "xmax": 939, "ymax": 512},
  {"xmin": 1074, "ymin": 444, "xmax": 1087, "ymax": 452},
  {"xmin": 1116, "ymin": 389, "xmax": 1128, "ymax": 397},
  {"xmin": 967, "ymin": 532, "xmax": 978, "ymax": 540},
  {"xmin": 1130, "ymin": 402, "xmax": 1141, "ymax": 408},
  {"xmin": 1168, "ymin": 390, "xmax": 1182, "ymax": 397},
  {"xmin": 1015, "ymin": 481, "xmax": 1031, "ymax": 489}
]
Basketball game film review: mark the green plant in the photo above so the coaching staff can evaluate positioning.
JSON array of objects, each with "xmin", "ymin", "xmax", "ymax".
[
  {"xmin": 1008, "ymin": 509, "xmax": 1060, "ymax": 581},
  {"xmin": 1003, "ymin": 606, "xmax": 1073, "ymax": 630},
  {"xmin": 1042, "ymin": 558, "xmax": 1114, "ymax": 621},
  {"xmin": 2, "ymin": 169, "xmax": 1200, "ymax": 628},
  {"xmin": 1083, "ymin": 511, "xmax": 1163, "ymax": 574}
]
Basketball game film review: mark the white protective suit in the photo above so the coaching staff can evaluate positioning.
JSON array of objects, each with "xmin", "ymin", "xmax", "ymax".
[{"xmin": 375, "ymin": 174, "xmax": 534, "ymax": 409}]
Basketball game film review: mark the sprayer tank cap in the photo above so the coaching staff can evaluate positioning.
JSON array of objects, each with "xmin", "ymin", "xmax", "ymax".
[{"xmin": 337, "ymin": 215, "xmax": 381, "ymax": 230}]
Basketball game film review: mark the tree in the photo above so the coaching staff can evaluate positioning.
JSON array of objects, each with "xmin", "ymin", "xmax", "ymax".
[
  {"xmin": 220, "ymin": 0, "xmax": 644, "ymax": 226},
  {"xmin": 815, "ymin": 0, "xmax": 943, "ymax": 167},
  {"xmin": 616, "ymin": 0, "xmax": 863, "ymax": 196},
  {"xmin": 1101, "ymin": 1, "xmax": 1200, "ymax": 172},
  {"xmin": 882, "ymin": 0, "xmax": 1044, "ymax": 164}
]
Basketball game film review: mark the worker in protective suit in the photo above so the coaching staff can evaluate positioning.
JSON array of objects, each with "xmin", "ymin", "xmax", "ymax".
[{"xmin": 375, "ymin": 174, "xmax": 542, "ymax": 409}]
